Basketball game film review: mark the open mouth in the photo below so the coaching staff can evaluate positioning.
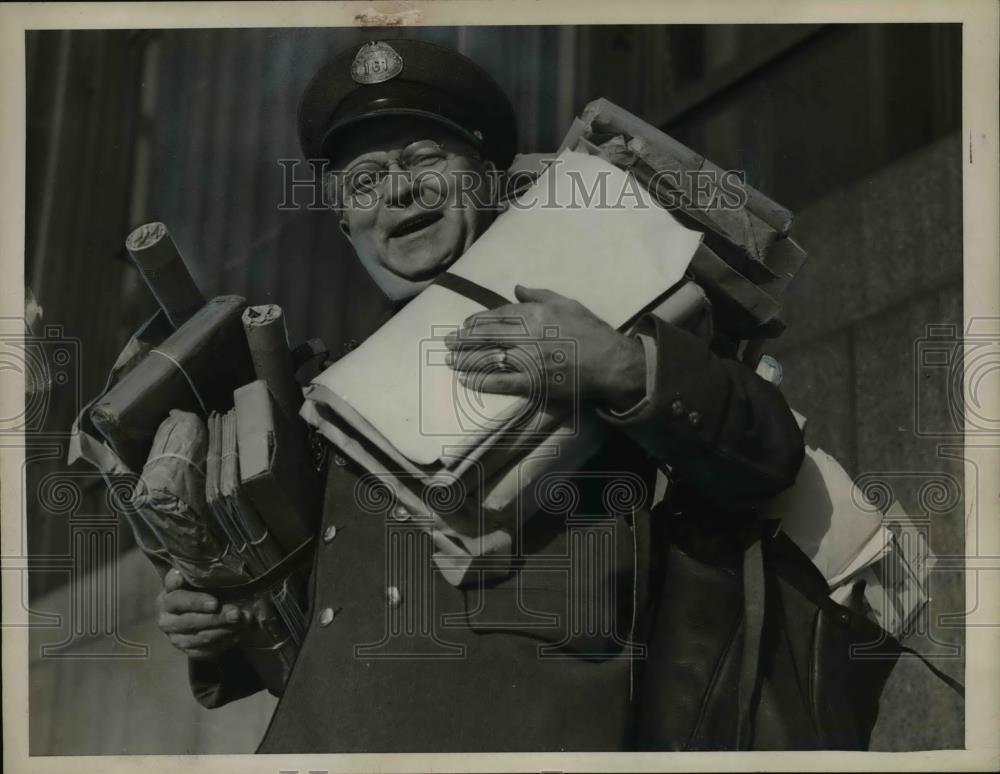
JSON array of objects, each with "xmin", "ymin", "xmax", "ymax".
[{"xmin": 390, "ymin": 212, "xmax": 443, "ymax": 239}]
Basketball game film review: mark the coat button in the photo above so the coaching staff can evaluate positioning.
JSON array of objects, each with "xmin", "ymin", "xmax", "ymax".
[
  {"xmin": 391, "ymin": 505, "xmax": 411, "ymax": 522},
  {"xmin": 318, "ymin": 607, "xmax": 336, "ymax": 627},
  {"xmin": 333, "ymin": 453, "xmax": 348, "ymax": 467},
  {"xmin": 671, "ymin": 399, "xmax": 685, "ymax": 416},
  {"xmin": 386, "ymin": 586, "xmax": 402, "ymax": 608},
  {"xmin": 687, "ymin": 410, "xmax": 702, "ymax": 427},
  {"xmin": 322, "ymin": 525, "xmax": 338, "ymax": 544}
]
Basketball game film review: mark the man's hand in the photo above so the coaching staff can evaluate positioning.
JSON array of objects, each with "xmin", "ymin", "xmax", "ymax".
[
  {"xmin": 444, "ymin": 285, "xmax": 646, "ymax": 411},
  {"xmin": 156, "ymin": 568, "xmax": 250, "ymax": 661}
]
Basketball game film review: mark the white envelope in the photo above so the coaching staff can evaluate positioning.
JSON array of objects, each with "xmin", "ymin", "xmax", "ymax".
[{"xmin": 769, "ymin": 446, "xmax": 885, "ymax": 585}]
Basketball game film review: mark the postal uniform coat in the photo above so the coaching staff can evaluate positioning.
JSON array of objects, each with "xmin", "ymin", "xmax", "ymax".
[{"xmin": 188, "ymin": 313, "xmax": 806, "ymax": 752}]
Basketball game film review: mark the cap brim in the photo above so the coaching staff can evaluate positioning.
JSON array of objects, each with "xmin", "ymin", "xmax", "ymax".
[{"xmin": 319, "ymin": 108, "xmax": 484, "ymax": 164}]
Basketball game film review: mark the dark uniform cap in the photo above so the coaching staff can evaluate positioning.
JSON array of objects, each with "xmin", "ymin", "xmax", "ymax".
[{"xmin": 298, "ymin": 38, "xmax": 517, "ymax": 169}]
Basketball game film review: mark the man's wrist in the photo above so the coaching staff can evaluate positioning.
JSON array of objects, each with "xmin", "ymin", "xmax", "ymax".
[{"xmin": 598, "ymin": 334, "xmax": 647, "ymax": 412}]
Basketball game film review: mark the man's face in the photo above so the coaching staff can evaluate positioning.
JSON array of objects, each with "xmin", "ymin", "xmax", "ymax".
[{"xmin": 331, "ymin": 118, "xmax": 496, "ymax": 282}]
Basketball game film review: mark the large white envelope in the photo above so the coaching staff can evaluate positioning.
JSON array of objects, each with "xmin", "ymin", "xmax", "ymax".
[
  {"xmin": 767, "ymin": 446, "xmax": 885, "ymax": 585},
  {"xmin": 310, "ymin": 150, "xmax": 703, "ymax": 466}
]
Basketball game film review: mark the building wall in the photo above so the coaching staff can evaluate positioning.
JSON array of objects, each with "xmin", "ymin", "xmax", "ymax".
[
  {"xmin": 29, "ymin": 546, "xmax": 276, "ymax": 755},
  {"xmin": 774, "ymin": 134, "xmax": 965, "ymax": 749}
]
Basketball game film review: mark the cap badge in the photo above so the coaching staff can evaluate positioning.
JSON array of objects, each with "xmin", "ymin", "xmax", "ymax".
[{"xmin": 351, "ymin": 41, "xmax": 403, "ymax": 85}]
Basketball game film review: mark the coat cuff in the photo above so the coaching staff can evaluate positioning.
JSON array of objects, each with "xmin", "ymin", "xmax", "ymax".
[
  {"xmin": 596, "ymin": 312, "xmax": 805, "ymax": 508},
  {"xmin": 597, "ymin": 314, "xmax": 725, "ymax": 457},
  {"xmin": 603, "ymin": 332, "xmax": 657, "ymax": 420}
]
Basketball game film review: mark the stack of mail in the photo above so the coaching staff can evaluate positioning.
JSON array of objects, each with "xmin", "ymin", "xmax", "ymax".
[
  {"xmin": 133, "ymin": 409, "xmax": 250, "ymax": 586},
  {"xmin": 234, "ymin": 379, "xmax": 321, "ymax": 553},
  {"xmin": 206, "ymin": 410, "xmax": 283, "ymax": 575},
  {"xmin": 843, "ymin": 522, "xmax": 933, "ymax": 640},
  {"xmin": 130, "ymin": 407, "xmax": 304, "ymax": 693},
  {"xmin": 823, "ymin": 505, "xmax": 934, "ymax": 642},
  {"xmin": 768, "ymin": 447, "xmax": 933, "ymax": 641},
  {"xmin": 301, "ymin": 150, "xmax": 705, "ymax": 530},
  {"xmin": 70, "ymin": 221, "xmax": 323, "ymax": 691},
  {"xmin": 561, "ymin": 98, "xmax": 808, "ymax": 340},
  {"xmin": 205, "ymin": 406, "xmax": 308, "ymax": 687}
]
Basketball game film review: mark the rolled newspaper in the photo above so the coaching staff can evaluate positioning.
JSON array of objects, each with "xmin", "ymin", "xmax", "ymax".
[
  {"xmin": 125, "ymin": 222, "xmax": 205, "ymax": 329},
  {"xmin": 241, "ymin": 304, "xmax": 303, "ymax": 419}
]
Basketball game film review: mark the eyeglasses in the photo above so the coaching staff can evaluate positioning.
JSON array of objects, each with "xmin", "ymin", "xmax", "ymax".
[{"xmin": 337, "ymin": 140, "xmax": 479, "ymax": 204}]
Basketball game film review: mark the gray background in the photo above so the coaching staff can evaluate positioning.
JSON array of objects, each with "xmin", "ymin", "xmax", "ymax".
[{"xmin": 23, "ymin": 24, "xmax": 963, "ymax": 753}]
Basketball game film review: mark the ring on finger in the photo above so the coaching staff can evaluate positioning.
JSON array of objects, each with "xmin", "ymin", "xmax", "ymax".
[{"xmin": 494, "ymin": 347, "xmax": 520, "ymax": 371}]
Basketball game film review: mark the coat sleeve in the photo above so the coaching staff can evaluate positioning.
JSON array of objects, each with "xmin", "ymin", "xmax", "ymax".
[
  {"xmin": 188, "ymin": 649, "xmax": 268, "ymax": 708},
  {"xmin": 598, "ymin": 314, "xmax": 804, "ymax": 511}
]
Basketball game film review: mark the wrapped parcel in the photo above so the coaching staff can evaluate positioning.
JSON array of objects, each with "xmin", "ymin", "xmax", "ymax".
[
  {"xmin": 134, "ymin": 409, "xmax": 301, "ymax": 692},
  {"xmin": 567, "ymin": 98, "xmax": 808, "ymax": 337},
  {"xmin": 133, "ymin": 409, "xmax": 249, "ymax": 584},
  {"xmin": 234, "ymin": 379, "xmax": 321, "ymax": 553},
  {"xmin": 71, "ymin": 222, "xmax": 320, "ymax": 692},
  {"xmin": 89, "ymin": 295, "xmax": 256, "ymax": 471}
]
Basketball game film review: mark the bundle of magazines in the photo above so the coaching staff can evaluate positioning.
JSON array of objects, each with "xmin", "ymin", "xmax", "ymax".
[{"xmin": 70, "ymin": 223, "xmax": 322, "ymax": 694}]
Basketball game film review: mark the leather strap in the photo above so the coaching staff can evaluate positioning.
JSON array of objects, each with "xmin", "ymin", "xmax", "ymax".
[
  {"xmin": 190, "ymin": 538, "xmax": 315, "ymax": 602},
  {"xmin": 432, "ymin": 272, "xmax": 511, "ymax": 310},
  {"xmin": 899, "ymin": 645, "xmax": 965, "ymax": 698},
  {"xmin": 736, "ymin": 536, "xmax": 765, "ymax": 749}
]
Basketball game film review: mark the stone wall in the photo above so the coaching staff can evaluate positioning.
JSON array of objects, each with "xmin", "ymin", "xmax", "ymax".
[{"xmin": 772, "ymin": 133, "xmax": 964, "ymax": 749}]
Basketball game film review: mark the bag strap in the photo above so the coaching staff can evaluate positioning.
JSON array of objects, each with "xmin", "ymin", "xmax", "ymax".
[
  {"xmin": 432, "ymin": 272, "xmax": 512, "ymax": 310},
  {"xmin": 761, "ymin": 532, "xmax": 965, "ymax": 706},
  {"xmin": 899, "ymin": 645, "xmax": 965, "ymax": 698},
  {"xmin": 736, "ymin": 536, "xmax": 766, "ymax": 749}
]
